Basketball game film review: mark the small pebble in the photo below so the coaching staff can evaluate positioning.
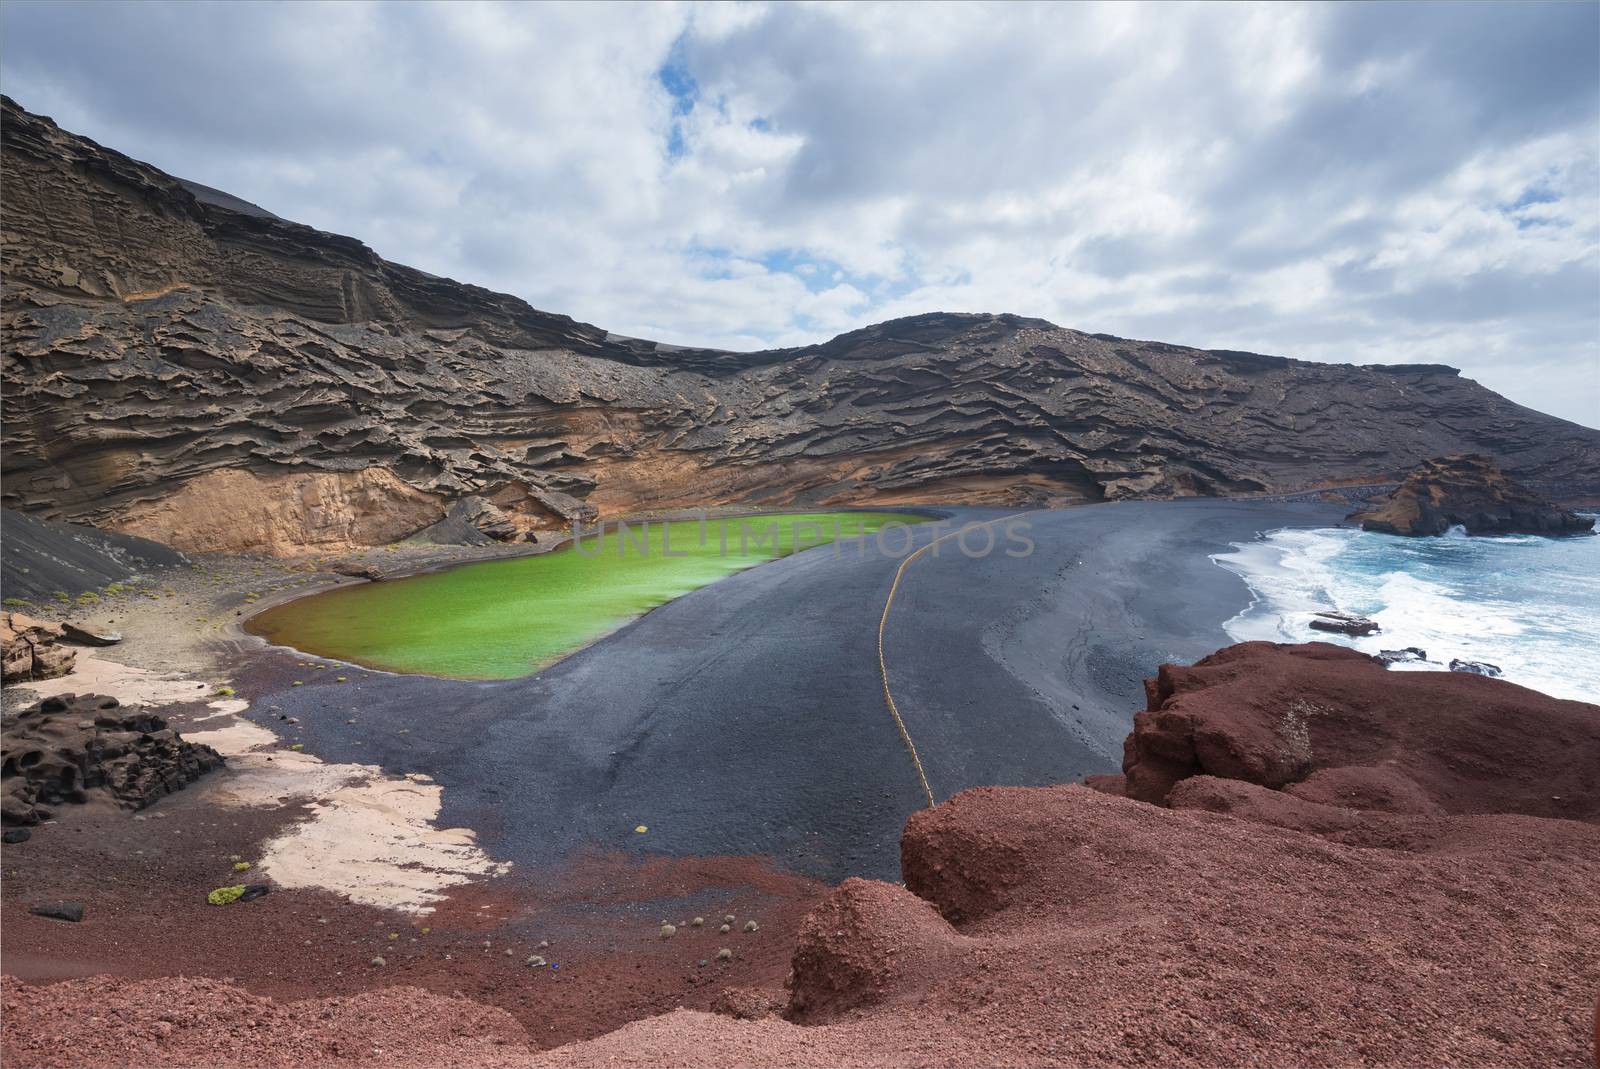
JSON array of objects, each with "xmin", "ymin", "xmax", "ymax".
[
  {"xmin": 719, "ymin": 924, "xmax": 730, "ymax": 934},
  {"xmin": 370, "ymin": 956, "xmax": 386, "ymax": 967},
  {"xmin": 723, "ymin": 914, "xmax": 735, "ymax": 924},
  {"xmin": 692, "ymin": 917, "xmax": 704, "ymax": 927},
  {"xmin": 744, "ymin": 920, "xmax": 759, "ymax": 933},
  {"xmin": 660, "ymin": 923, "xmax": 677, "ymax": 939},
  {"xmin": 717, "ymin": 948, "xmax": 732, "ymax": 961}
]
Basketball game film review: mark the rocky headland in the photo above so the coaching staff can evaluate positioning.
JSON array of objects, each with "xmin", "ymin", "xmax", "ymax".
[
  {"xmin": 1349, "ymin": 453, "xmax": 1596, "ymax": 536},
  {"xmin": 5, "ymin": 96, "xmax": 1599, "ymax": 556},
  {"xmin": 4, "ymin": 642, "xmax": 1596, "ymax": 1067}
]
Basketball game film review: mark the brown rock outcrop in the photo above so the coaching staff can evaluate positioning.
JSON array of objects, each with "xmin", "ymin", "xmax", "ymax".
[
  {"xmin": 0, "ymin": 613, "xmax": 76, "ymax": 685},
  {"xmin": 110, "ymin": 468, "xmax": 447, "ymax": 554},
  {"xmin": 1121, "ymin": 641, "xmax": 1600, "ymax": 817},
  {"xmin": 1349, "ymin": 453, "xmax": 1596, "ymax": 536},
  {"xmin": 5, "ymin": 97, "xmax": 1599, "ymax": 554},
  {"xmin": 1, "ymin": 692, "xmax": 223, "ymax": 825}
]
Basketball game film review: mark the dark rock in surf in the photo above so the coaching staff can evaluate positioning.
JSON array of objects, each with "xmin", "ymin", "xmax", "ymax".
[
  {"xmin": 1449, "ymin": 659, "xmax": 1502, "ymax": 678},
  {"xmin": 1308, "ymin": 611, "xmax": 1380, "ymax": 637}
]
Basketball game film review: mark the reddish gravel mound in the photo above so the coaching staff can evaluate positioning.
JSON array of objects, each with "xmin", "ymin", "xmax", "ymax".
[
  {"xmin": 6, "ymin": 644, "xmax": 1598, "ymax": 1067},
  {"xmin": 788, "ymin": 877, "xmax": 972, "ymax": 1019},
  {"xmin": 1123, "ymin": 641, "xmax": 1600, "ymax": 817},
  {"xmin": 0, "ymin": 975, "xmax": 530, "ymax": 1067}
]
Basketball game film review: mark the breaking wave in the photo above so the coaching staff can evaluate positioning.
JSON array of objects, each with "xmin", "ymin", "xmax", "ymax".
[{"xmin": 1211, "ymin": 519, "xmax": 1600, "ymax": 703}]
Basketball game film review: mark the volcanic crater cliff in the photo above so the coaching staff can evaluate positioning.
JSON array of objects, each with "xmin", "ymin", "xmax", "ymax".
[{"xmin": 5, "ymin": 97, "xmax": 1599, "ymax": 553}]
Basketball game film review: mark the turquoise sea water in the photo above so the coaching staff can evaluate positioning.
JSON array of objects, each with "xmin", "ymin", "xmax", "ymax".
[{"xmin": 1211, "ymin": 519, "xmax": 1600, "ymax": 703}]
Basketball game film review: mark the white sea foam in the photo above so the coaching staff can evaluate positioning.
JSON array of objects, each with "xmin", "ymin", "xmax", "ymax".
[{"xmin": 1212, "ymin": 519, "xmax": 1600, "ymax": 703}]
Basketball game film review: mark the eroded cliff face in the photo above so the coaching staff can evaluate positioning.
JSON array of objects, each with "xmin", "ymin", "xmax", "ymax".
[{"xmin": 5, "ymin": 97, "xmax": 1599, "ymax": 554}]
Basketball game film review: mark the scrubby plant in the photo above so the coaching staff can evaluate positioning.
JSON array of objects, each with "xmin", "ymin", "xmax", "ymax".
[
  {"xmin": 75, "ymin": 591, "xmax": 100, "ymax": 605},
  {"xmin": 207, "ymin": 885, "xmax": 246, "ymax": 906},
  {"xmin": 3, "ymin": 598, "xmax": 31, "ymax": 608},
  {"xmin": 53, "ymin": 591, "xmax": 71, "ymax": 604},
  {"xmin": 232, "ymin": 861, "xmax": 251, "ymax": 872}
]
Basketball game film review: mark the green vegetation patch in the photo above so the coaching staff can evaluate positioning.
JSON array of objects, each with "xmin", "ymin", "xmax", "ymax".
[{"xmin": 248, "ymin": 512, "xmax": 925, "ymax": 679}]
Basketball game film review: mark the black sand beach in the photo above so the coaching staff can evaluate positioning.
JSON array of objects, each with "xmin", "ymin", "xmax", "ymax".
[{"xmin": 231, "ymin": 499, "xmax": 1346, "ymax": 881}]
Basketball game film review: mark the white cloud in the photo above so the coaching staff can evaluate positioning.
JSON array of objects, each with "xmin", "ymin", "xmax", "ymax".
[{"xmin": 1, "ymin": 0, "xmax": 1595, "ymax": 425}]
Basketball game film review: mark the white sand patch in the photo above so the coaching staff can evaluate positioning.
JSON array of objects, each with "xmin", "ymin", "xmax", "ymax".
[
  {"xmin": 257, "ymin": 773, "xmax": 510, "ymax": 913},
  {"xmin": 182, "ymin": 718, "xmax": 282, "ymax": 756},
  {"xmin": 12, "ymin": 649, "xmax": 248, "ymax": 716},
  {"xmin": 189, "ymin": 705, "xmax": 509, "ymax": 912},
  {"xmin": 16, "ymin": 650, "xmax": 509, "ymax": 914}
]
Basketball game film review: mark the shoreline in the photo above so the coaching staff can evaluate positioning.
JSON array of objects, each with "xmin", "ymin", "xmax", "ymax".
[
  {"xmin": 2, "ymin": 498, "xmax": 1345, "ymax": 1052},
  {"xmin": 226, "ymin": 506, "xmax": 948, "ymax": 674}
]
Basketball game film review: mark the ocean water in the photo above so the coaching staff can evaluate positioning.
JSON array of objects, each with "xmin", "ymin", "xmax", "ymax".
[{"xmin": 1211, "ymin": 519, "xmax": 1600, "ymax": 703}]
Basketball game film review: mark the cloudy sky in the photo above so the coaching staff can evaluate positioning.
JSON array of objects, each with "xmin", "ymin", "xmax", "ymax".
[{"xmin": 3, "ymin": 1, "xmax": 1597, "ymax": 426}]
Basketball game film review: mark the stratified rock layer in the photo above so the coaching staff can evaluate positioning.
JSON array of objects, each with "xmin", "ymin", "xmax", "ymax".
[
  {"xmin": 5, "ymin": 97, "xmax": 1599, "ymax": 553},
  {"xmin": 1349, "ymin": 453, "xmax": 1596, "ymax": 536},
  {"xmin": 0, "ymin": 693, "xmax": 223, "ymax": 825}
]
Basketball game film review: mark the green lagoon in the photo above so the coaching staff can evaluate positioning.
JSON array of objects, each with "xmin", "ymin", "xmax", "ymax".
[{"xmin": 248, "ymin": 512, "xmax": 925, "ymax": 679}]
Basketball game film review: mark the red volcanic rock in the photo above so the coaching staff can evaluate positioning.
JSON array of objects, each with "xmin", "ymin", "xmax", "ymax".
[
  {"xmin": 536, "ymin": 783, "xmax": 1600, "ymax": 1067},
  {"xmin": 1, "ymin": 975, "xmax": 532, "ymax": 1068},
  {"xmin": 1350, "ymin": 453, "xmax": 1595, "ymax": 536},
  {"xmin": 9, "ymin": 650, "xmax": 1600, "ymax": 1068},
  {"xmin": 788, "ymin": 877, "xmax": 972, "ymax": 1019},
  {"xmin": 1122, "ymin": 641, "xmax": 1600, "ymax": 818}
]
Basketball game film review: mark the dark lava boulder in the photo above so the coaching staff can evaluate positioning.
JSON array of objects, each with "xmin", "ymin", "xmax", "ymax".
[
  {"xmin": 1, "ymin": 693, "xmax": 224, "ymax": 825},
  {"xmin": 1349, "ymin": 454, "xmax": 1595, "ymax": 536},
  {"xmin": 28, "ymin": 901, "xmax": 85, "ymax": 922},
  {"xmin": 1308, "ymin": 610, "xmax": 1379, "ymax": 636},
  {"xmin": 1120, "ymin": 641, "xmax": 1600, "ymax": 819}
]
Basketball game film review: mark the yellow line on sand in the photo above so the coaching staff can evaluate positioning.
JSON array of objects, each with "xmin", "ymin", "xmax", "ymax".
[{"xmin": 876, "ymin": 511, "xmax": 1042, "ymax": 809}]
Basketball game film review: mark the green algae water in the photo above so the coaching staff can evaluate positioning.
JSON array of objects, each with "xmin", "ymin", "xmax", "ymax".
[{"xmin": 248, "ymin": 512, "xmax": 925, "ymax": 679}]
